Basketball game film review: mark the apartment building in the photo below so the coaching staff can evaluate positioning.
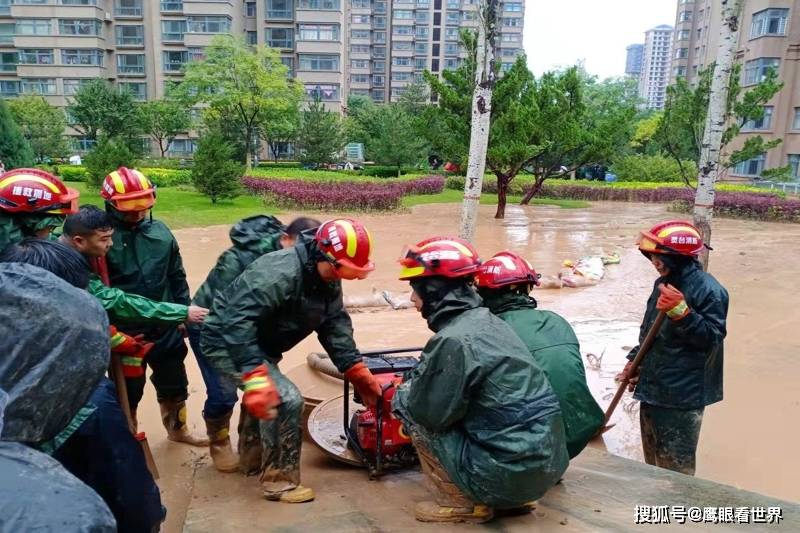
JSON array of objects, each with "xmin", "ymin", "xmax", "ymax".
[
  {"xmin": 625, "ymin": 43, "xmax": 643, "ymax": 77},
  {"xmin": 669, "ymin": 1, "xmax": 800, "ymax": 181},
  {"xmin": 0, "ymin": 0, "xmax": 524, "ymax": 155},
  {"xmin": 637, "ymin": 24, "xmax": 673, "ymax": 110}
]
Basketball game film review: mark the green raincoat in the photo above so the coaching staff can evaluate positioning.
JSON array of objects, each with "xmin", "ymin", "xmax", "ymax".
[
  {"xmin": 481, "ymin": 290, "xmax": 604, "ymax": 458},
  {"xmin": 192, "ymin": 215, "xmax": 284, "ymax": 309},
  {"xmin": 88, "ymin": 275, "xmax": 188, "ymax": 324},
  {"xmin": 392, "ymin": 282, "xmax": 569, "ymax": 509},
  {"xmin": 200, "ymin": 236, "xmax": 361, "ymax": 377},
  {"xmin": 0, "ymin": 212, "xmax": 64, "ymax": 253}
]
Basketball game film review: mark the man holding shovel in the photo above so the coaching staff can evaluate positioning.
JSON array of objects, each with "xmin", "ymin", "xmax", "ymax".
[{"xmin": 620, "ymin": 221, "xmax": 729, "ymax": 475}]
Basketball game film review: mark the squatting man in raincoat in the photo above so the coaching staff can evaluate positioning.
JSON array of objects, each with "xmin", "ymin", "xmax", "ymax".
[
  {"xmin": 620, "ymin": 220, "xmax": 729, "ymax": 475},
  {"xmin": 392, "ymin": 237, "xmax": 569, "ymax": 524},
  {"xmin": 201, "ymin": 218, "xmax": 382, "ymax": 503}
]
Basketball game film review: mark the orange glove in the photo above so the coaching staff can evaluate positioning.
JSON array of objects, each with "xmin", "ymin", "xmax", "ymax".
[
  {"xmin": 344, "ymin": 362, "xmax": 382, "ymax": 407},
  {"xmin": 241, "ymin": 364, "xmax": 281, "ymax": 420},
  {"xmin": 109, "ymin": 327, "xmax": 153, "ymax": 378},
  {"xmin": 657, "ymin": 283, "xmax": 690, "ymax": 320}
]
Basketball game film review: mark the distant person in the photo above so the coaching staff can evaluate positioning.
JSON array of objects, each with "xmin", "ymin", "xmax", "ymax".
[{"xmin": 621, "ymin": 221, "xmax": 728, "ymax": 475}]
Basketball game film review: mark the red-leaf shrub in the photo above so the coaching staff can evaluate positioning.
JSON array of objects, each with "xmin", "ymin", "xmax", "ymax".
[{"xmin": 671, "ymin": 193, "xmax": 800, "ymax": 223}]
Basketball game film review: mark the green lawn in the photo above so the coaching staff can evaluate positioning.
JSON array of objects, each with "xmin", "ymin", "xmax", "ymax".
[
  {"xmin": 69, "ymin": 182, "xmax": 274, "ymax": 229},
  {"xmin": 403, "ymin": 189, "xmax": 589, "ymax": 209}
]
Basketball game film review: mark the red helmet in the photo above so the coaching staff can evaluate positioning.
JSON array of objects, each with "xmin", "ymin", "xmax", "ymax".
[
  {"xmin": 398, "ymin": 237, "xmax": 481, "ymax": 280},
  {"xmin": 474, "ymin": 251, "xmax": 540, "ymax": 289},
  {"xmin": 0, "ymin": 168, "xmax": 79, "ymax": 215},
  {"xmin": 638, "ymin": 220, "xmax": 704, "ymax": 256},
  {"xmin": 100, "ymin": 167, "xmax": 155, "ymax": 212},
  {"xmin": 315, "ymin": 218, "xmax": 375, "ymax": 280}
]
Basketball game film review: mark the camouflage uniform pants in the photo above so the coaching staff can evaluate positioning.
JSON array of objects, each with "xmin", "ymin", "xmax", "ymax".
[{"xmin": 640, "ymin": 403, "xmax": 704, "ymax": 476}]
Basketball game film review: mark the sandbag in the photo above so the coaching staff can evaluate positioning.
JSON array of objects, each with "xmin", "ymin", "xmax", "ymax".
[
  {"xmin": 0, "ymin": 441, "xmax": 116, "ymax": 532},
  {"xmin": 0, "ymin": 263, "xmax": 109, "ymax": 443}
]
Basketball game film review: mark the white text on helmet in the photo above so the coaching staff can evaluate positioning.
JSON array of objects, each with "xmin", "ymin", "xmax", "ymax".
[
  {"xmin": 12, "ymin": 186, "xmax": 51, "ymax": 201},
  {"xmin": 327, "ymin": 226, "xmax": 344, "ymax": 252},
  {"xmin": 420, "ymin": 250, "xmax": 461, "ymax": 262}
]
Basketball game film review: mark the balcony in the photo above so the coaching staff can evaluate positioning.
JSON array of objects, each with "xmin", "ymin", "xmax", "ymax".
[
  {"xmin": 115, "ymin": 1, "xmax": 143, "ymax": 18},
  {"xmin": 161, "ymin": 1, "xmax": 183, "ymax": 12}
]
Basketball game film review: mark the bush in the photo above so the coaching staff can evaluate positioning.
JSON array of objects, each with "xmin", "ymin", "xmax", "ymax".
[
  {"xmin": 142, "ymin": 168, "xmax": 192, "ymax": 187},
  {"xmin": 671, "ymin": 192, "xmax": 800, "ymax": 223},
  {"xmin": 401, "ymin": 175, "xmax": 445, "ymax": 195},
  {"xmin": 84, "ymin": 137, "xmax": 137, "ymax": 186},
  {"xmin": 361, "ymin": 165, "xmax": 411, "ymax": 178},
  {"xmin": 257, "ymin": 161, "xmax": 302, "ymax": 169},
  {"xmin": 57, "ymin": 165, "xmax": 88, "ymax": 182},
  {"xmin": 192, "ymin": 132, "xmax": 243, "ymax": 203},
  {"xmin": 247, "ymin": 166, "xmax": 427, "ymax": 182},
  {"xmin": 137, "ymin": 157, "xmax": 187, "ymax": 169},
  {"xmin": 610, "ymin": 154, "xmax": 696, "ymax": 182}
]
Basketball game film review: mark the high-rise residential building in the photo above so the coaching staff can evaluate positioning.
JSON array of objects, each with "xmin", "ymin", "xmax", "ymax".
[
  {"xmin": 669, "ymin": 1, "xmax": 800, "ymax": 181},
  {"xmin": 638, "ymin": 24, "xmax": 673, "ymax": 110},
  {"xmin": 0, "ymin": 0, "xmax": 525, "ymax": 156},
  {"xmin": 625, "ymin": 43, "xmax": 643, "ymax": 77}
]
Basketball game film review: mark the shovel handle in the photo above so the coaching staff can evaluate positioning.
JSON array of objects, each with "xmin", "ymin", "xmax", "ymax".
[{"xmin": 602, "ymin": 312, "xmax": 667, "ymax": 427}]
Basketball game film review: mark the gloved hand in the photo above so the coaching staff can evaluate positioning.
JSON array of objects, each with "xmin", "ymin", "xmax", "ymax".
[
  {"xmin": 657, "ymin": 283, "xmax": 690, "ymax": 320},
  {"xmin": 345, "ymin": 362, "xmax": 382, "ymax": 407},
  {"xmin": 615, "ymin": 361, "xmax": 640, "ymax": 392},
  {"xmin": 109, "ymin": 328, "xmax": 153, "ymax": 378},
  {"xmin": 241, "ymin": 364, "xmax": 281, "ymax": 420}
]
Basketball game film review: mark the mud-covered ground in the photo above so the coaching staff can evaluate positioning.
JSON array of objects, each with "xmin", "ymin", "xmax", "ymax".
[{"xmin": 134, "ymin": 202, "xmax": 800, "ymax": 531}]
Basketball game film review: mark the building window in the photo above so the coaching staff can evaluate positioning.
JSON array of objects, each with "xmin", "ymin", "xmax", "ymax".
[
  {"xmin": 246, "ymin": 1, "xmax": 257, "ymax": 16},
  {"xmin": 674, "ymin": 65, "xmax": 687, "ymax": 77},
  {"xmin": 351, "ymin": 29, "xmax": 370, "ymax": 40},
  {"xmin": 414, "ymin": 57, "xmax": 426, "ymax": 70},
  {"xmin": 373, "ymin": 60, "xmax": 385, "ymax": 71},
  {"xmin": 304, "ymin": 83, "xmax": 339, "ymax": 101},
  {"xmin": 188, "ymin": 47, "xmax": 205, "ymax": 61},
  {"xmin": 18, "ymin": 49, "xmax": 54, "ymax": 65},
  {"xmin": 0, "ymin": 22, "xmax": 12, "ymax": 44},
  {"xmin": 167, "ymin": 139, "xmax": 197, "ymax": 156},
  {"xmin": 21, "ymin": 78, "xmax": 57, "ymax": 95},
  {"xmin": 351, "ymin": 73, "xmax": 369, "ymax": 84},
  {"xmin": 502, "ymin": 33, "xmax": 520, "ymax": 42},
  {"xmin": 504, "ymin": 2, "xmax": 522, "ymax": 12},
  {"xmin": 500, "ymin": 48, "xmax": 518, "ymax": 58},
  {"xmin": 351, "ymin": 14, "xmax": 370, "ymax": 24},
  {"xmin": 372, "ymin": 74, "xmax": 384, "ymax": 86},
  {"xmin": 446, "ymin": 12, "xmax": 459, "ymax": 24},
  {"xmin": 13, "ymin": 0, "xmax": 47, "ymax": 4},
  {"xmin": 119, "ymin": 82, "xmax": 147, "ymax": 101},
  {"xmin": 393, "ymin": 25, "xmax": 414, "ymax": 36},
  {"xmin": 677, "ymin": 29, "xmax": 690, "ymax": 41},
  {"xmin": 445, "ymin": 26, "xmax": 459, "ymax": 40},
  {"xmin": 351, "ymin": 58, "xmax": 368, "ymax": 69},
  {"xmin": 444, "ymin": 43, "xmax": 459, "ymax": 55},
  {"xmin": 733, "ymin": 155, "xmax": 765, "ymax": 177},
  {"xmin": 16, "ymin": 19, "xmax": 52, "ymax": 36},
  {"xmin": 266, "ymin": 0, "xmax": 293, "ymax": 19},
  {"xmin": 298, "ymin": 54, "xmax": 339, "ymax": 71},
  {"xmin": 161, "ymin": 1, "xmax": 183, "ymax": 11},
  {"xmin": 280, "ymin": 56, "xmax": 293, "ymax": 75},
  {"xmin": 116, "ymin": 25, "xmax": 144, "ymax": 46},
  {"xmin": 392, "ymin": 56, "xmax": 411, "ymax": 66},
  {"xmin": 679, "ymin": 11, "xmax": 692, "ymax": 22},
  {"xmin": 447, "ymin": 0, "xmax": 459, "ymax": 6},
  {"xmin": 675, "ymin": 48, "xmax": 688, "ymax": 59},
  {"xmin": 373, "ymin": 46, "xmax": 385, "ymax": 58},
  {"xmin": 751, "ymin": 8, "xmax": 788, "ymax": 39},
  {"xmin": 117, "ymin": 53, "xmax": 145, "ymax": 74},
  {"xmin": 58, "ymin": 19, "xmax": 101, "ymax": 36},
  {"xmin": 73, "ymin": 137, "xmax": 97, "ymax": 152},
  {"xmin": 161, "ymin": 20, "xmax": 187, "ymax": 42},
  {"xmin": 162, "ymin": 51, "xmax": 188, "ymax": 72},
  {"xmin": 789, "ymin": 155, "xmax": 800, "ymax": 181},
  {"xmin": 298, "ymin": 0, "xmax": 339, "ymax": 8},
  {"xmin": 742, "ymin": 106, "xmax": 774, "ymax": 131},
  {"xmin": 415, "ymin": 11, "xmax": 429, "ymax": 23},
  {"xmin": 373, "ymin": 0, "xmax": 385, "ymax": 12},
  {"xmin": 351, "ymin": 0, "xmax": 369, "ymax": 7},
  {"xmin": 393, "ymin": 41, "xmax": 412, "ymax": 51},
  {"xmin": 743, "ymin": 57, "xmax": 779, "ymax": 85},
  {"xmin": 415, "ymin": 26, "xmax": 429, "ymax": 38},
  {"xmin": 63, "ymin": 78, "xmax": 92, "ymax": 95},
  {"xmin": 792, "ymin": 108, "xmax": 800, "ymax": 130},
  {"xmin": 298, "ymin": 23, "xmax": 339, "ymax": 41},
  {"xmin": 500, "ymin": 62, "xmax": 514, "ymax": 72},
  {"xmin": 62, "ymin": 49, "xmax": 104, "ymax": 66},
  {"xmin": 373, "ymin": 16, "xmax": 386, "ymax": 29},
  {"xmin": 115, "ymin": 0, "xmax": 143, "ymax": 17},
  {"xmin": 393, "ymin": 10, "xmax": 413, "ymax": 20},
  {"xmin": 187, "ymin": 16, "xmax": 231, "ymax": 34},
  {"xmin": 371, "ymin": 89, "xmax": 384, "ymax": 102},
  {"xmin": 0, "ymin": 80, "xmax": 19, "ymax": 96},
  {"xmin": 373, "ymin": 31, "xmax": 386, "ymax": 43},
  {"xmin": 415, "ymin": 42, "xmax": 428, "ymax": 54},
  {"xmin": 392, "ymin": 71, "xmax": 412, "ymax": 81},
  {"xmin": 350, "ymin": 44, "xmax": 370, "ymax": 54},
  {"xmin": 265, "ymin": 28, "xmax": 293, "ymax": 48},
  {"xmin": 350, "ymin": 89, "xmax": 369, "ymax": 97},
  {"xmin": 503, "ymin": 17, "xmax": 521, "ymax": 27},
  {"xmin": 461, "ymin": 11, "xmax": 476, "ymax": 21},
  {"xmin": 0, "ymin": 52, "xmax": 17, "ymax": 73}
]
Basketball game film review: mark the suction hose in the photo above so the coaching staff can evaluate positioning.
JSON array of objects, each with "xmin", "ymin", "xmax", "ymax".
[{"xmin": 306, "ymin": 352, "xmax": 345, "ymax": 380}]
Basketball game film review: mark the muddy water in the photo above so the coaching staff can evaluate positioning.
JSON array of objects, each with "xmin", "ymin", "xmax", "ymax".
[{"xmin": 145, "ymin": 201, "xmax": 798, "ymax": 531}]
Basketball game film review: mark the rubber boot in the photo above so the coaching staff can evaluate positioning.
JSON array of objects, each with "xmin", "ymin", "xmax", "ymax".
[
  {"xmin": 204, "ymin": 411, "xmax": 239, "ymax": 473},
  {"xmin": 261, "ymin": 470, "xmax": 314, "ymax": 503},
  {"xmin": 414, "ymin": 502, "xmax": 494, "ymax": 523},
  {"xmin": 159, "ymin": 400, "xmax": 209, "ymax": 447}
]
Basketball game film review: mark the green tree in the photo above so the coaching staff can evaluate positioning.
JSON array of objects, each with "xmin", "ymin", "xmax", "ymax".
[
  {"xmin": 67, "ymin": 79, "xmax": 142, "ymax": 144},
  {"xmin": 192, "ymin": 130, "xmax": 243, "ymax": 203},
  {"xmin": 397, "ymin": 80, "xmax": 430, "ymax": 116},
  {"xmin": 655, "ymin": 65, "xmax": 783, "ymax": 184},
  {"xmin": 263, "ymin": 107, "xmax": 300, "ymax": 163},
  {"xmin": 367, "ymin": 104, "xmax": 428, "ymax": 175},
  {"xmin": 7, "ymin": 96, "xmax": 67, "ymax": 162},
  {"xmin": 344, "ymin": 94, "xmax": 377, "ymax": 146},
  {"xmin": 0, "ymin": 99, "xmax": 34, "ymax": 168},
  {"xmin": 139, "ymin": 99, "xmax": 191, "ymax": 158},
  {"xmin": 296, "ymin": 98, "xmax": 345, "ymax": 168},
  {"xmin": 177, "ymin": 35, "xmax": 303, "ymax": 168},
  {"xmin": 631, "ymin": 112, "xmax": 663, "ymax": 155},
  {"xmin": 84, "ymin": 137, "xmax": 137, "ymax": 186}
]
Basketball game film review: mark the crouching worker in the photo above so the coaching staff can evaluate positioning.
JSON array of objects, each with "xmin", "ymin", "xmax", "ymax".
[
  {"xmin": 474, "ymin": 251, "xmax": 604, "ymax": 458},
  {"xmin": 392, "ymin": 238, "xmax": 569, "ymax": 524},
  {"xmin": 201, "ymin": 219, "xmax": 381, "ymax": 503}
]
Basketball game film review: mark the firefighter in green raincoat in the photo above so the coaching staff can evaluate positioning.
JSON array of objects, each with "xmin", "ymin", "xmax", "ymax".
[
  {"xmin": 474, "ymin": 251, "xmax": 604, "ymax": 458},
  {"xmin": 392, "ymin": 237, "xmax": 569, "ymax": 524},
  {"xmin": 201, "ymin": 218, "xmax": 381, "ymax": 504}
]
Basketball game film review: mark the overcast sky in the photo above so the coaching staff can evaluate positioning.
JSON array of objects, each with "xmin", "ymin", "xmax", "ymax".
[{"xmin": 523, "ymin": 0, "xmax": 677, "ymax": 79}]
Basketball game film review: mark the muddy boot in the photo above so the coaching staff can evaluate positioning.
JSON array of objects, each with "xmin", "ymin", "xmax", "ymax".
[
  {"xmin": 159, "ymin": 400, "xmax": 209, "ymax": 447},
  {"xmin": 261, "ymin": 469, "xmax": 314, "ymax": 503},
  {"xmin": 204, "ymin": 411, "xmax": 239, "ymax": 473},
  {"xmin": 414, "ymin": 502, "xmax": 494, "ymax": 523}
]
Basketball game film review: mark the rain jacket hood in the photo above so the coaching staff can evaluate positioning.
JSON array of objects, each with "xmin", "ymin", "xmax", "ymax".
[{"xmin": 393, "ymin": 281, "xmax": 569, "ymax": 508}]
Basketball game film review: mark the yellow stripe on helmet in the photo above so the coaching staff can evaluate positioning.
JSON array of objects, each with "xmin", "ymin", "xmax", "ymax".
[
  {"xmin": 657, "ymin": 225, "xmax": 701, "ymax": 239},
  {"xmin": 337, "ymin": 219, "xmax": 358, "ymax": 258},
  {"xmin": 109, "ymin": 171, "xmax": 126, "ymax": 194},
  {"xmin": 0, "ymin": 174, "xmax": 61, "ymax": 193},
  {"xmin": 420, "ymin": 239, "xmax": 474, "ymax": 257},
  {"xmin": 134, "ymin": 169, "xmax": 151, "ymax": 191},
  {"xmin": 399, "ymin": 265, "xmax": 426, "ymax": 279},
  {"xmin": 495, "ymin": 255, "xmax": 517, "ymax": 270}
]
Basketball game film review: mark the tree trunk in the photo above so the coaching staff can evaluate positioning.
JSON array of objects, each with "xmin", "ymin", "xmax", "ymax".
[
  {"xmin": 458, "ymin": 0, "xmax": 498, "ymax": 242},
  {"xmin": 693, "ymin": 0, "xmax": 741, "ymax": 271},
  {"xmin": 520, "ymin": 175, "xmax": 545, "ymax": 204},
  {"xmin": 159, "ymin": 139, "xmax": 167, "ymax": 158},
  {"xmin": 494, "ymin": 173, "xmax": 508, "ymax": 219}
]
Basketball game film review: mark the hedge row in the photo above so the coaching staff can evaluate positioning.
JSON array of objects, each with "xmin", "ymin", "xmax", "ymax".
[
  {"xmin": 37, "ymin": 165, "xmax": 192, "ymax": 187},
  {"xmin": 671, "ymin": 193, "xmax": 800, "ymax": 223}
]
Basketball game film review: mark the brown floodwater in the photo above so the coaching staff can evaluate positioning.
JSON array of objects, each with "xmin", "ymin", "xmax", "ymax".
[{"xmin": 143, "ymin": 201, "xmax": 800, "ymax": 531}]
